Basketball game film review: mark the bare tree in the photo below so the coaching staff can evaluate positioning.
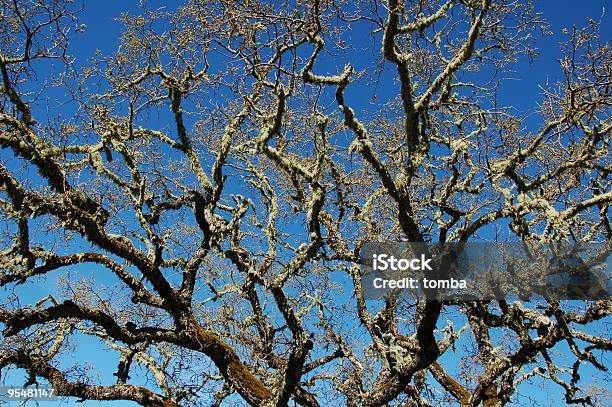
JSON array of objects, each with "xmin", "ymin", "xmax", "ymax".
[{"xmin": 0, "ymin": 0, "xmax": 610, "ymax": 406}]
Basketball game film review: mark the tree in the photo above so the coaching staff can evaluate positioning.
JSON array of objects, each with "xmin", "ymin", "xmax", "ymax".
[{"xmin": 0, "ymin": 0, "xmax": 610, "ymax": 405}]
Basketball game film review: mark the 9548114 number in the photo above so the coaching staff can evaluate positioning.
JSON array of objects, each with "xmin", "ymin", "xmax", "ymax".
[{"xmin": 0, "ymin": 386, "xmax": 57, "ymax": 401}]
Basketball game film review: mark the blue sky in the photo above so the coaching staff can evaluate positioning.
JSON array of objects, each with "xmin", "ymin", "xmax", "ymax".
[
  {"xmin": 1, "ymin": 1, "xmax": 610, "ymax": 406},
  {"xmin": 70, "ymin": 0, "xmax": 610, "ymax": 109}
]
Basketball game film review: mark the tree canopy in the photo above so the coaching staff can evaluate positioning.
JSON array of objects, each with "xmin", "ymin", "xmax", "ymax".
[{"xmin": 0, "ymin": 0, "xmax": 610, "ymax": 406}]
